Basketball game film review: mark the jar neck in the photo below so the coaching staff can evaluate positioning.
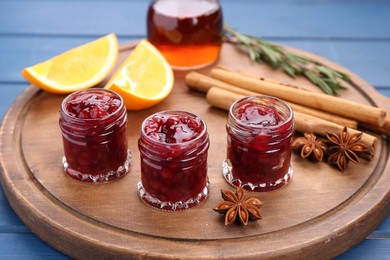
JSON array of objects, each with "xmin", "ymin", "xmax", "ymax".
[
  {"xmin": 60, "ymin": 104, "xmax": 126, "ymax": 124},
  {"xmin": 139, "ymin": 110, "xmax": 209, "ymax": 157},
  {"xmin": 227, "ymin": 96, "xmax": 294, "ymax": 142},
  {"xmin": 59, "ymin": 89, "xmax": 127, "ymax": 135},
  {"xmin": 139, "ymin": 132, "xmax": 209, "ymax": 159}
]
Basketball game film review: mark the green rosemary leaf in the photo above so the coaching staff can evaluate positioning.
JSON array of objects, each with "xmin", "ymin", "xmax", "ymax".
[
  {"xmin": 323, "ymin": 78, "xmax": 345, "ymax": 90},
  {"xmin": 303, "ymin": 71, "xmax": 318, "ymax": 84},
  {"xmin": 285, "ymin": 52, "xmax": 310, "ymax": 64},
  {"xmin": 316, "ymin": 77, "xmax": 335, "ymax": 95},
  {"xmin": 248, "ymin": 47, "xmax": 258, "ymax": 61},
  {"xmin": 223, "ymin": 24, "xmax": 352, "ymax": 95},
  {"xmin": 259, "ymin": 44, "xmax": 280, "ymax": 68},
  {"xmin": 334, "ymin": 70, "xmax": 352, "ymax": 83},
  {"xmin": 317, "ymin": 66, "xmax": 336, "ymax": 81},
  {"xmin": 235, "ymin": 33, "xmax": 251, "ymax": 46},
  {"xmin": 281, "ymin": 63, "xmax": 297, "ymax": 78},
  {"xmin": 304, "ymin": 71, "xmax": 334, "ymax": 95}
]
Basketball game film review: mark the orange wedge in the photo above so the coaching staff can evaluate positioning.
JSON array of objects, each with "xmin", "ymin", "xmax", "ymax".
[
  {"xmin": 105, "ymin": 40, "xmax": 174, "ymax": 110},
  {"xmin": 22, "ymin": 34, "xmax": 118, "ymax": 94}
]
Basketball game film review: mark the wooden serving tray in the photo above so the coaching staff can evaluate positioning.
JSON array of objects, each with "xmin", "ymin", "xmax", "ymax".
[{"xmin": 1, "ymin": 42, "xmax": 389, "ymax": 259}]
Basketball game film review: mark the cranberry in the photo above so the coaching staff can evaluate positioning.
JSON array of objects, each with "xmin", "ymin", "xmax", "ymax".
[
  {"xmin": 144, "ymin": 114, "xmax": 202, "ymax": 144},
  {"xmin": 65, "ymin": 91, "xmax": 120, "ymax": 119},
  {"xmin": 234, "ymin": 103, "xmax": 284, "ymax": 127}
]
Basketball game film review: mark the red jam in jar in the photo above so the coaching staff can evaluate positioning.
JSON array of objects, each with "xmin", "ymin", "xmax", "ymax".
[
  {"xmin": 223, "ymin": 96, "xmax": 294, "ymax": 192},
  {"xmin": 59, "ymin": 89, "xmax": 132, "ymax": 183},
  {"xmin": 137, "ymin": 110, "xmax": 210, "ymax": 211}
]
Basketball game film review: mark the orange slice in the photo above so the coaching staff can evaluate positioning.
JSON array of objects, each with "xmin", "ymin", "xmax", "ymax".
[
  {"xmin": 105, "ymin": 40, "xmax": 174, "ymax": 110},
  {"xmin": 22, "ymin": 34, "xmax": 118, "ymax": 94}
]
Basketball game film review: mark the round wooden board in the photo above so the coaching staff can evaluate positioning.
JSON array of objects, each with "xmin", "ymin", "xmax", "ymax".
[{"xmin": 1, "ymin": 42, "xmax": 390, "ymax": 259}]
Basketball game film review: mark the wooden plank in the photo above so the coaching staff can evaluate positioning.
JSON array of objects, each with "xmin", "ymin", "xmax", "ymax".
[
  {"xmin": 7, "ymin": 231, "xmax": 390, "ymax": 260},
  {"xmin": 13, "ymin": 185, "xmax": 390, "ymax": 260},
  {"xmin": 0, "ymin": 36, "xmax": 134, "ymax": 83},
  {"xmin": 0, "ymin": 0, "xmax": 389, "ymax": 39},
  {"xmin": 275, "ymin": 40, "xmax": 390, "ymax": 88},
  {"xmin": 0, "ymin": 189, "xmax": 28, "ymax": 229},
  {"xmin": 335, "ymin": 239, "xmax": 390, "ymax": 259},
  {"xmin": 0, "ymin": 0, "xmax": 148, "ymax": 37},
  {"xmin": 222, "ymin": 0, "xmax": 390, "ymax": 39},
  {"xmin": 1, "ymin": 36, "xmax": 389, "ymax": 89},
  {"xmin": 0, "ymin": 43, "xmax": 389, "ymax": 259},
  {"xmin": 0, "ymin": 234, "xmax": 69, "ymax": 259},
  {"xmin": 377, "ymin": 88, "xmax": 390, "ymax": 98},
  {"xmin": 0, "ymin": 0, "xmax": 389, "ymax": 258},
  {"xmin": 0, "ymin": 84, "xmax": 28, "ymax": 122},
  {"xmin": 369, "ymin": 215, "xmax": 390, "ymax": 238}
]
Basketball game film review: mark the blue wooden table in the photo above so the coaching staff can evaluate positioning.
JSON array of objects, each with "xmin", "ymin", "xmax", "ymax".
[{"xmin": 1, "ymin": 0, "xmax": 389, "ymax": 258}]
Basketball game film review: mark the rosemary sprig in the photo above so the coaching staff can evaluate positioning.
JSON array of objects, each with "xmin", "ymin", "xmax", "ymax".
[{"xmin": 223, "ymin": 25, "xmax": 352, "ymax": 95}]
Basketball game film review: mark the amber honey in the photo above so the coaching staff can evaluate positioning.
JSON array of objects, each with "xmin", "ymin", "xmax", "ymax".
[{"xmin": 147, "ymin": 0, "xmax": 223, "ymax": 69}]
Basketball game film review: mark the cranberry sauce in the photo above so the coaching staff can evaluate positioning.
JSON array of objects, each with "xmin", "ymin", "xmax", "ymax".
[
  {"xmin": 64, "ymin": 91, "xmax": 121, "ymax": 119},
  {"xmin": 59, "ymin": 89, "xmax": 131, "ymax": 183},
  {"xmin": 235, "ymin": 103, "xmax": 284, "ymax": 126},
  {"xmin": 223, "ymin": 96, "xmax": 294, "ymax": 192},
  {"xmin": 138, "ymin": 110, "xmax": 210, "ymax": 211}
]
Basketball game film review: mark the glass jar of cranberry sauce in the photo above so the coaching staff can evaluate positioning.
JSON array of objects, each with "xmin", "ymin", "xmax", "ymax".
[
  {"xmin": 223, "ymin": 96, "xmax": 294, "ymax": 192},
  {"xmin": 59, "ymin": 89, "xmax": 132, "ymax": 183},
  {"xmin": 138, "ymin": 110, "xmax": 210, "ymax": 211}
]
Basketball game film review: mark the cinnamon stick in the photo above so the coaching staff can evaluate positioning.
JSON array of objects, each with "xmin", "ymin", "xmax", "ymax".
[
  {"xmin": 186, "ymin": 71, "xmax": 358, "ymax": 129},
  {"xmin": 361, "ymin": 115, "xmax": 390, "ymax": 136},
  {"xmin": 289, "ymin": 103, "xmax": 357, "ymax": 129},
  {"xmin": 210, "ymin": 68, "xmax": 386, "ymax": 127},
  {"xmin": 216, "ymin": 64, "xmax": 309, "ymax": 91},
  {"xmin": 206, "ymin": 87, "xmax": 376, "ymax": 159},
  {"xmin": 186, "ymin": 71, "xmax": 254, "ymax": 96}
]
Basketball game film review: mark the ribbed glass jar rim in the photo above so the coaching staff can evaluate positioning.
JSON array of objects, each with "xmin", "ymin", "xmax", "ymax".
[
  {"xmin": 60, "ymin": 88, "xmax": 125, "ymax": 124},
  {"xmin": 140, "ymin": 110, "xmax": 207, "ymax": 147},
  {"xmin": 229, "ymin": 95, "xmax": 293, "ymax": 131}
]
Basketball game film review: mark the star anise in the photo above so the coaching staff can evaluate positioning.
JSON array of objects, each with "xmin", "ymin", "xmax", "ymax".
[
  {"xmin": 292, "ymin": 133, "xmax": 328, "ymax": 161},
  {"xmin": 326, "ymin": 126, "xmax": 369, "ymax": 172},
  {"xmin": 213, "ymin": 187, "xmax": 263, "ymax": 225}
]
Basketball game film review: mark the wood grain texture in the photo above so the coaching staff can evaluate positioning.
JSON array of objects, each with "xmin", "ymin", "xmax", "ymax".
[
  {"xmin": 1, "ymin": 0, "xmax": 389, "ymax": 39},
  {"xmin": 1, "ymin": 0, "xmax": 389, "ymax": 258},
  {"xmin": 0, "ymin": 233, "xmax": 69, "ymax": 259},
  {"xmin": 2, "ymin": 36, "xmax": 390, "ymax": 87},
  {"xmin": 0, "ymin": 43, "xmax": 389, "ymax": 259}
]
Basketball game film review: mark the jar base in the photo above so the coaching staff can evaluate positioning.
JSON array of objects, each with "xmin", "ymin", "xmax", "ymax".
[
  {"xmin": 170, "ymin": 59, "xmax": 218, "ymax": 71},
  {"xmin": 63, "ymin": 150, "xmax": 132, "ymax": 184},
  {"xmin": 137, "ymin": 179, "xmax": 210, "ymax": 211},
  {"xmin": 222, "ymin": 159, "xmax": 293, "ymax": 192}
]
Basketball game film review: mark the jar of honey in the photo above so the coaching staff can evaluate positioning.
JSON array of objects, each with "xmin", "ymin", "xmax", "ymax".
[
  {"xmin": 138, "ymin": 110, "xmax": 210, "ymax": 211},
  {"xmin": 59, "ymin": 89, "xmax": 132, "ymax": 183},
  {"xmin": 147, "ymin": 0, "xmax": 223, "ymax": 69},
  {"xmin": 223, "ymin": 96, "xmax": 295, "ymax": 192}
]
